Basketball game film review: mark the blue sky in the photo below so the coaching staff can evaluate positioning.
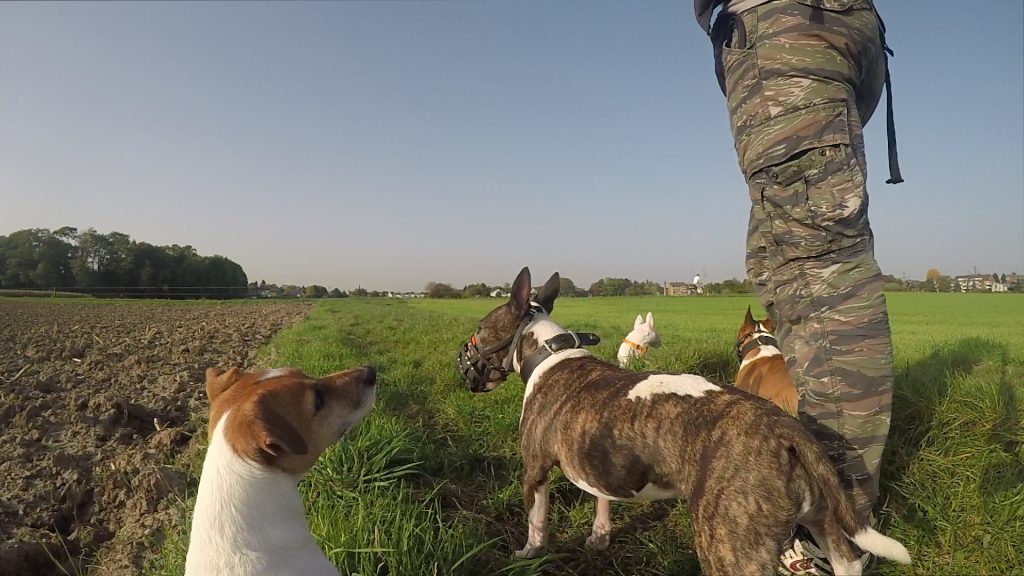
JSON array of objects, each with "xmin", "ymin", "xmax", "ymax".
[{"xmin": 2, "ymin": 1, "xmax": 1021, "ymax": 291}]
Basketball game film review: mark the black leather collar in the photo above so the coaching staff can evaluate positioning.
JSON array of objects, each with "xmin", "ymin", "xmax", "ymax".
[
  {"xmin": 737, "ymin": 332, "xmax": 779, "ymax": 361},
  {"xmin": 520, "ymin": 331, "xmax": 600, "ymax": 384}
]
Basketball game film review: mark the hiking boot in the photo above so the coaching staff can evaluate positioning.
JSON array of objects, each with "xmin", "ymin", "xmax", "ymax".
[
  {"xmin": 777, "ymin": 528, "xmax": 833, "ymax": 575},
  {"xmin": 777, "ymin": 527, "xmax": 878, "ymax": 576}
]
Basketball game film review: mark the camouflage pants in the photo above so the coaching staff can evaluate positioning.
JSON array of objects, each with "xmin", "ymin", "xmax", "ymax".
[{"xmin": 719, "ymin": 0, "xmax": 894, "ymax": 519}]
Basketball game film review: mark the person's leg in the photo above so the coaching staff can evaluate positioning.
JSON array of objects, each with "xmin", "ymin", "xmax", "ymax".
[{"xmin": 724, "ymin": 0, "xmax": 893, "ymax": 519}]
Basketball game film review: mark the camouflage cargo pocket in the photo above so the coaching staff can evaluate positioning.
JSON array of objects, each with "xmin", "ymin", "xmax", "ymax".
[
  {"xmin": 758, "ymin": 141, "xmax": 869, "ymax": 262},
  {"xmin": 737, "ymin": 100, "xmax": 850, "ymax": 180}
]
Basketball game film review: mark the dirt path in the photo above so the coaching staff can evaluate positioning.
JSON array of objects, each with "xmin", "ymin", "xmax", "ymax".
[{"xmin": 0, "ymin": 299, "xmax": 314, "ymax": 575}]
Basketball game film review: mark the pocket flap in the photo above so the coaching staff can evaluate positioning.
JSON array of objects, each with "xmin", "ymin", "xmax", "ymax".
[{"xmin": 736, "ymin": 101, "xmax": 850, "ymax": 178}]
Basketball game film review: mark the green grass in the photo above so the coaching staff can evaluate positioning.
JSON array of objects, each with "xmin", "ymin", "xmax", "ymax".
[{"xmin": 146, "ymin": 293, "xmax": 1024, "ymax": 576}]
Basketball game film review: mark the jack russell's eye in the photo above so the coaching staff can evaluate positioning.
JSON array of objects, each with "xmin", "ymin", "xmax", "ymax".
[{"xmin": 314, "ymin": 387, "xmax": 325, "ymax": 413}]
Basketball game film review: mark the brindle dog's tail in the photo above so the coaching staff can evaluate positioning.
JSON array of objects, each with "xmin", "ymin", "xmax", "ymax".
[{"xmin": 792, "ymin": 436, "xmax": 912, "ymax": 567}]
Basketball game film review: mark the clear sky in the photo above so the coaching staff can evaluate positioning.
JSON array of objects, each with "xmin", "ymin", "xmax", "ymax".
[{"xmin": 2, "ymin": 1, "xmax": 1022, "ymax": 292}]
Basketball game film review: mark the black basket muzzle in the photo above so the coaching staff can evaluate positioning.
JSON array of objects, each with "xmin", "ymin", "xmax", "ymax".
[
  {"xmin": 457, "ymin": 306, "xmax": 541, "ymax": 393},
  {"xmin": 457, "ymin": 335, "xmax": 512, "ymax": 393}
]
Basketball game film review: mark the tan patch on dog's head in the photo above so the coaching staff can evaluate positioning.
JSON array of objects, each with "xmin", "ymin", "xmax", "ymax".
[{"xmin": 204, "ymin": 366, "xmax": 377, "ymax": 475}]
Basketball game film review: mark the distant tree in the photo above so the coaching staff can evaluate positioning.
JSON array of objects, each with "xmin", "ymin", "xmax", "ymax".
[
  {"xmin": 926, "ymin": 268, "xmax": 942, "ymax": 281},
  {"xmin": 304, "ymin": 285, "xmax": 329, "ymax": 298},
  {"xmin": 882, "ymin": 274, "xmax": 906, "ymax": 292},
  {"xmin": 328, "ymin": 288, "xmax": 348, "ymax": 298},
  {"xmin": 559, "ymin": 277, "xmax": 577, "ymax": 297},
  {"xmin": 716, "ymin": 278, "xmax": 752, "ymax": 294},
  {"xmin": 426, "ymin": 282, "xmax": 461, "ymax": 299},
  {"xmin": 589, "ymin": 278, "xmax": 628, "ymax": 296},
  {"xmin": 935, "ymin": 275, "xmax": 954, "ymax": 292},
  {"xmin": 351, "ymin": 287, "xmax": 369, "ymax": 297},
  {"xmin": 462, "ymin": 283, "xmax": 490, "ymax": 298},
  {"xmin": 1000, "ymin": 273, "xmax": 1008, "ymax": 284}
]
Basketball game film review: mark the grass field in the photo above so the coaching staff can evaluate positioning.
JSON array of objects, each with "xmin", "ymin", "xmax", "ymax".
[{"xmin": 146, "ymin": 293, "xmax": 1024, "ymax": 576}]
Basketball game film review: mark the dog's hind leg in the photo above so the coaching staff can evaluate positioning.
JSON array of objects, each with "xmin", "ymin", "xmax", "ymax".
[
  {"xmin": 691, "ymin": 497, "xmax": 789, "ymax": 576},
  {"xmin": 514, "ymin": 463, "xmax": 553, "ymax": 559},
  {"xmin": 803, "ymin": 520, "xmax": 861, "ymax": 576},
  {"xmin": 585, "ymin": 497, "xmax": 612, "ymax": 551}
]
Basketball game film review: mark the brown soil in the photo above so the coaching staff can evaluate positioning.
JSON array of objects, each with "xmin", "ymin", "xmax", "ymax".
[{"xmin": 0, "ymin": 299, "xmax": 314, "ymax": 575}]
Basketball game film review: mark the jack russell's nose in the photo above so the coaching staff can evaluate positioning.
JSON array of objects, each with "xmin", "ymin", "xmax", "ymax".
[{"xmin": 361, "ymin": 366, "xmax": 377, "ymax": 387}]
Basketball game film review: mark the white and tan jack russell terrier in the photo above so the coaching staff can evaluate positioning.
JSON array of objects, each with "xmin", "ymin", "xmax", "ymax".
[{"xmin": 185, "ymin": 366, "xmax": 376, "ymax": 576}]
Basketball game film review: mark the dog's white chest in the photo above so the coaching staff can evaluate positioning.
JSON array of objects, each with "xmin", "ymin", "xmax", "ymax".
[{"xmin": 185, "ymin": 416, "xmax": 336, "ymax": 576}]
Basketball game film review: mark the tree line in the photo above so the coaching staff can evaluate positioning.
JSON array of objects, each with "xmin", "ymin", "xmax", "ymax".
[
  {"xmin": 420, "ymin": 277, "xmax": 756, "ymax": 298},
  {"xmin": 0, "ymin": 227, "xmax": 248, "ymax": 297}
]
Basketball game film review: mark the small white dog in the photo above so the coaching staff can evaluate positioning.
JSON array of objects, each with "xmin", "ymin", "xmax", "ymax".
[
  {"xmin": 185, "ymin": 366, "xmax": 376, "ymax": 576},
  {"xmin": 617, "ymin": 312, "xmax": 661, "ymax": 367}
]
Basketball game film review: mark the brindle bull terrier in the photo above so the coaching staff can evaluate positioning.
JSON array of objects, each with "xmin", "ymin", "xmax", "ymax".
[{"xmin": 458, "ymin": 268, "xmax": 910, "ymax": 576}]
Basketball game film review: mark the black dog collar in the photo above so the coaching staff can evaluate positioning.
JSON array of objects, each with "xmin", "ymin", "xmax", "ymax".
[
  {"xmin": 737, "ymin": 332, "xmax": 779, "ymax": 362},
  {"xmin": 520, "ymin": 331, "xmax": 600, "ymax": 384}
]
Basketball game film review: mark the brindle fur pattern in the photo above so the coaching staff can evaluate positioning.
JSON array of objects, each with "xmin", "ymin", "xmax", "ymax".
[{"xmin": 472, "ymin": 267, "xmax": 875, "ymax": 576}]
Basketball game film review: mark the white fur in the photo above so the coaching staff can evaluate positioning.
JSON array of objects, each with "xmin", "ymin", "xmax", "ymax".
[
  {"xmin": 626, "ymin": 374, "xmax": 720, "ymax": 401},
  {"xmin": 586, "ymin": 497, "xmax": 612, "ymax": 550},
  {"xmin": 185, "ymin": 414, "xmax": 337, "ymax": 576},
  {"xmin": 851, "ymin": 527, "xmax": 912, "ymax": 565},
  {"xmin": 616, "ymin": 312, "xmax": 659, "ymax": 367},
  {"xmin": 568, "ymin": 475, "xmax": 681, "ymax": 502},
  {"xmin": 738, "ymin": 345, "xmax": 782, "ymax": 370},
  {"xmin": 516, "ymin": 311, "xmax": 594, "ymax": 422},
  {"xmin": 514, "ymin": 485, "xmax": 550, "ymax": 559}
]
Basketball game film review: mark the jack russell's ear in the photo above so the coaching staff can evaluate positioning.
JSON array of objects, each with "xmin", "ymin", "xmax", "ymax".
[
  {"xmin": 763, "ymin": 315, "xmax": 777, "ymax": 334},
  {"xmin": 510, "ymin": 267, "xmax": 532, "ymax": 317},
  {"xmin": 646, "ymin": 312, "xmax": 655, "ymax": 328},
  {"xmin": 534, "ymin": 272, "xmax": 560, "ymax": 313},
  {"xmin": 206, "ymin": 367, "xmax": 241, "ymax": 403},
  {"xmin": 635, "ymin": 314, "xmax": 644, "ymax": 329},
  {"xmin": 253, "ymin": 398, "xmax": 308, "ymax": 458}
]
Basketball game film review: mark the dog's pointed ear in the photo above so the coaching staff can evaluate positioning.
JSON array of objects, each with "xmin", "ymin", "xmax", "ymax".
[
  {"xmin": 206, "ymin": 367, "xmax": 241, "ymax": 403},
  {"xmin": 510, "ymin": 267, "xmax": 532, "ymax": 316},
  {"xmin": 253, "ymin": 397, "xmax": 308, "ymax": 458},
  {"xmin": 763, "ymin": 315, "xmax": 776, "ymax": 334},
  {"xmin": 635, "ymin": 314, "xmax": 644, "ymax": 329},
  {"xmin": 742, "ymin": 306, "xmax": 756, "ymax": 331},
  {"xmin": 646, "ymin": 312, "xmax": 655, "ymax": 328},
  {"xmin": 534, "ymin": 272, "xmax": 560, "ymax": 313}
]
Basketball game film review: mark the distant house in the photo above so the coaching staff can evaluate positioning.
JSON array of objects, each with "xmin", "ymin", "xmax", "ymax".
[
  {"xmin": 664, "ymin": 281, "xmax": 696, "ymax": 296},
  {"xmin": 954, "ymin": 274, "xmax": 1008, "ymax": 293},
  {"xmin": 490, "ymin": 289, "xmax": 509, "ymax": 298}
]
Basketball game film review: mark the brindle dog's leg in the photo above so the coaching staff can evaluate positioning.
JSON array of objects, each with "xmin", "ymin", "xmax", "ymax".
[
  {"xmin": 514, "ymin": 462, "xmax": 553, "ymax": 559},
  {"xmin": 585, "ymin": 497, "xmax": 612, "ymax": 551}
]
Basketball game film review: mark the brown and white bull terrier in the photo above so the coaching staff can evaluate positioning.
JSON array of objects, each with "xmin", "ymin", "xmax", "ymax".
[
  {"xmin": 460, "ymin": 268, "xmax": 910, "ymax": 576},
  {"xmin": 734, "ymin": 306, "xmax": 799, "ymax": 416}
]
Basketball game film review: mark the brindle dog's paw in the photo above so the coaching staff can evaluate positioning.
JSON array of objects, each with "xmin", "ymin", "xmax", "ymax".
[
  {"xmin": 585, "ymin": 532, "xmax": 610, "ymax": 552},
  {"xmin": 513, "ymin": 544, "xmax": 544, "ymax": 559}
]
